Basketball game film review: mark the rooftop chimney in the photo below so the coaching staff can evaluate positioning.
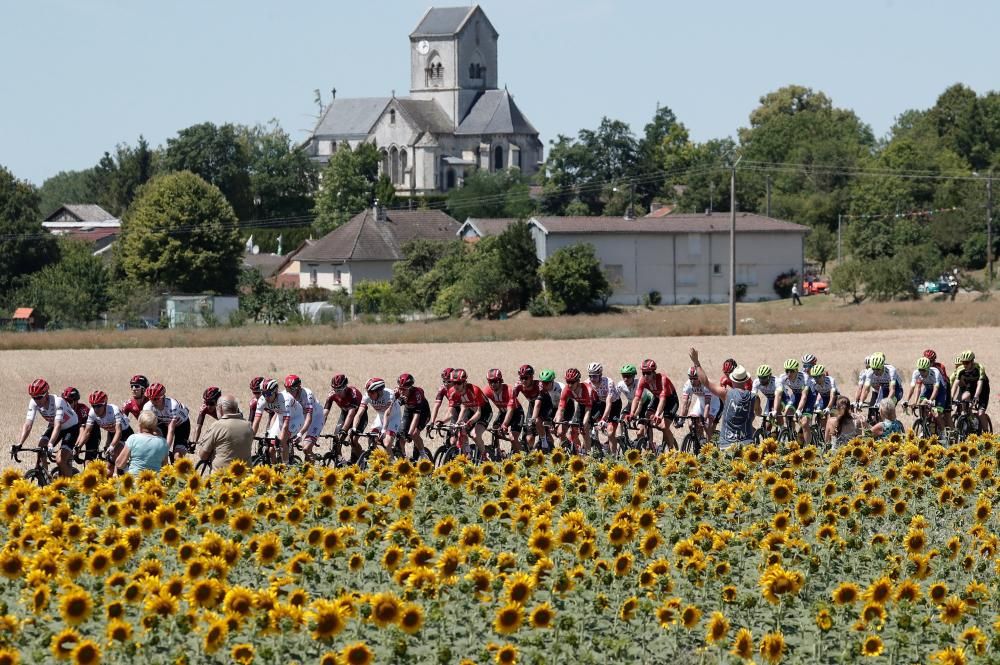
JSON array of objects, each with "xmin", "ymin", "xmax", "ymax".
[
  {"xmin": 705, "ymin": 208, "xmax": 711, "ymax": 216},
  {"xmin": 373, "ymin": 200, "xmax": 387, "ymax": 222}
]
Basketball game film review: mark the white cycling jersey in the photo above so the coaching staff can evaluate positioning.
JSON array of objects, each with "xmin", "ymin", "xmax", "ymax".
[
  {"xmin": 682, "ymin": 379, "xmax": 719, "ymax": 418},
  {"xmin": 862, "ymin": 365, "xmax": 900, "ymax": 389},
  {"xmin": 290, "ymin": 386, "xmax": 325, "ymax": 437},
  {"xmin": 911, "ymin": 367, "xmax": 946, "ymax": 390},
  {"xmin": 775, "ymin": 371, "xmax": 808, "ymax": 397},
  {"xmin": 87, "ymin": 404, "xmax": 130, "ymax": 432},
  {"xmin": 587, "ymin": 375, "xmax": 620, "ymax": 402},
  {"xmin": 545, "ymin": 381, "xmax": 565, "ymax": 405},
  {"xmin": 752, "ymin": 377, "xmax": 777, "ymax": 398},
  {"xmin": 808, "ymin": 375, "xmax": 839, "ymax": 396},
  {"xmin": 363, "ymin": 388, "xmax": 400, "ymax": 433},
  {"xmin": 142, "ymin": 397, "xmax": 190, "ymax": 425},
  {"xmin": 616, "ymin": 379, "xmax": 639, "ymax": 402},
  {"xmin": 25, "ymin": 395, "xmax": 79, "ymax": 427},
  {"xmin": 256, "ymin": 392, "xmax": 304, "ymax": 436}
]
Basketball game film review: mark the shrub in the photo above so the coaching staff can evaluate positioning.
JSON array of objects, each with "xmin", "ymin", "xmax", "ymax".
[
  {"xmin": 773, "ymin": 270, "xmax": 798, "ymax": 299},
  {"xmin": 527, "ymin": 293, "xmax": 565, "ymax": 317}
]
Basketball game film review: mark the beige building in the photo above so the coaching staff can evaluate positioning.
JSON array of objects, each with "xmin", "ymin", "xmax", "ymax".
[{"xmin": 459, "ymin": 213, "xmax": 809, "ymax": 306}]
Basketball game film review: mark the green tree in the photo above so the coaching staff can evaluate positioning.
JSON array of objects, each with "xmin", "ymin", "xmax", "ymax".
[
  {"xmin": 38, "ymin": 170, "xmax": 96, "ymax": 217},
  {"xmin": 493, "ymin": 221, "xmax": 541, "ymax": 308},
  {"xmin": 830, "ymin": 260, "xmax": 866, "ymax": 304},
  {"xmin": 806, "ymin": 225, "xmax": 836, "ymax": 274},
  {"xmin": 446, "ymin": 168, "xmax": 534, "ymax": 220},
  {"xmin": 450, "ymin": 237, "xmax": 514, "ymax": 318},
  {"xmin": 119, "ymin": 171, "xmax": 242, "ymax": 292},
  {"xmin": 237, "ymin": 267, "xmax": 298, "ymax": 324},
  {"xmin": 89, "ymin": 136, "xmax": 158, "ymax": 217},
  {"xmin": 16, "ymin": 239, "xmax": 110, "ymax": 326},
  {"xmin": 312, "ymin": 143, "xmax": 381, "ymax": 235},
  {"xmin": 353, "ymin": 280, "xmax": 405, "ymax": 316},
  {"xmin": 241, "ymin": 121, "xmax": 318, "ymax": 220},
  {"xmin": 391, "ymin": 239, "xmax": 452, "ymax": 310},
  {"xmin": 538, "ymin": 243, "xmax": 611, "ymax": 313},
  {"xmin": 164, "ymin": 123, "xmax": 253, "ymax": 219},
  {"xmin": 0, "ymin": 165, "xmax": 58, "ymax": 299},
  {"xmin": 374, "ymin": 174, "xmax": 397, "ymax": 209}
]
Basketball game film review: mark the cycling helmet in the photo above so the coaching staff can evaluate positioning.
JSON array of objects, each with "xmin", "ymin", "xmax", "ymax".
[
  {"xmin": 809, "ymin": 364, "xmax": 825, "ymax": 378},
  {"xmin": 869, "ymin": 353, "xmax": 886, "ymax": 371},
  {"xmin": 88, "ymin": 390, "xmax": 108, "ymax": 406},
  {"xmin": 517, "ymin": 364, "xmax": 535, "ymax": 379},
  {"xmin": 587, "ymin": 362, "xmax": 603, "ymax": 375},
  {"xmin": 640, "ymin": 359, "xmax": 657, "ymax": 373},
  {"xmin": 783, "ymin": 359, "xmax": 800, "ymax": 372},
  {"xmin": 28, "ymin": 379, "xmax": 49, "ymax": 397},
  {"xmin": 923, "ymin": 349, "xmax": 937, "ymax": 363},
  {"xmin": 959, "ymin": 350, "xmax": 976, "ymax": 363},
  {"xmin": 687, "ymin": 366, "xmax": 699, "ymax": 378},
  {"xmin": 486, "ymin": 368, "xmax": 503, "ymax": 383},
  {"xmin": 397, "ymin": 373, "xmax": 415, "ymax": 388},
  {"xmin": 722, "ymin": 358, "xmax": 738, "ymax": 375},
  {"xmin": 620, "ymin": 364, "xmax": 637, "ymax": 376},
  {"xmin": 129, "ymin": 375, "xmax": 149, "ymax": 389},
  {"xmin": 564, "ymin": 368, "xmax": 581, "ymax": 384},
  {"xmin": 756, "ymin": 365, "xmax": 773, "ymax": 379},
  {"xmin": 365, "ymin": 377, "xmax": 385, "ymax": 393},
  {"xmin": 916, "ymin": 357, "xmax": 931, "ymax": 371},
  {"xmin": 203, "ymin": 386, "xmax": 222, "ymax": 402},
  {"xmin": 954, "ymin": 354, "xmax": 963, "ymax": 367},
  {"xmin": 284, "ymin": 374, "xmax": 301, "ymax": 390},
  {"xmin": 449, "ymin": 369, "xmax": 468, "ymax": 384},
  {"xmin": 62, "ymin": 387, "xmax": 80, "ymax": 402},
  {"xmin": 864, "ymin": 355, "xmax": 872, "ymax": 369},
  {"xmin": 261, "ymin": 379, "xmax": 279, "ymax": 396},
  {"xmin": 250, "ymin": 376, "xmax": 265, "ymax": 392},
  {"xmin": 538, "ymin": 369, "xmax": 556, "ymax": 382},
  {"xmin": 145, "ymin": 383, "xmax": 166, "ymax": 400},
  {"xmin": 802, "ymin": 353, "xmax": 817, "ymax": 366},
  {"xmin": 440, "ymin": 367, "xmax": 454, "ymax": 382},
  {"xmin": 330, "ymin": 374, "xmax": 349, "ymax": 390}
]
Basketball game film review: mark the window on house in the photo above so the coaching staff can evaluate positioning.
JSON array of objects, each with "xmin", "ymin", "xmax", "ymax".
[
  {"xmin": 446, "ymin": 168, "xmax": 456, "ymax": 190},
  {"xmin": 309, "ymin": 265, "xmax": 318, "ymax": 287},
  {"xmin": 389, "ymin": 109, "xmax": 396, "ymax": 125},
  {"xmin": 736, "ymin": 264, "xmax": 758, "ymax": 286},
  {"xmin": 713, "ymin": 264, "xmax": 722, "ymax": 275},
  {"xmin": 390, "ymin": 147, "xmax": 399, "ymax": 184},
  {"xmin": 493, "ymin": 145, "xmax": 504, "ymax": 171},
  {"xmin": 677, "ymin": 265, "xmax": 698, "ymax": 286},
  {"xmin": 604, "ymin": 264, "xmax": 624, "ymax": 288},
  {"xmin": 335, "ymin": 269, "xmax": 342, "ymax": 284},
  {"xmin": 399, "ymin": 149, "xmax": 408, "ymax": 183},
  {"xmin": 687, "ymin": 234, "xmax": 701, "ymax": 257}
]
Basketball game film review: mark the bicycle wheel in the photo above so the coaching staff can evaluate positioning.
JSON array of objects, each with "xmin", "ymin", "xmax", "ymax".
[
  {"xmin": 777, "ymin": 427, "xmax": 794, "ymax": 444},
  {"xmin": 250, "ymin": 450, "xmax": 270, "ymax": 467},
  {"xmin": 955, "ymin": 417, "xmax": 970, "ymax": 441},
  {"xmin": 915, "ymin": 419, "xmax": 932, "ymax": 439},
  {"xmin": 753, "ymin": 428, "xmax": 765, "ymax": 444},
  {"xmin": 678, "ymin": 433, "xmax": 697, "ymax": 455},
  {"xmin": 196, "ymin": 459, "xmax": 213, "ymax": 477},
  {"xmin": 24, "ymin": 468, "xmax": 49, "ymax": 487}
]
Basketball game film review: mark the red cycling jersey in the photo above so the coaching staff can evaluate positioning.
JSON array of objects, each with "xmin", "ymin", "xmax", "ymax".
[
  {"xmin": 248, "ymin": 394, "xmax": 259, "ymax": 422},
  {"xmin": 720, "ymin": 374, "xmax": 733, "ymax": 389},
  {"xmin": 484, "ymin": 384, "xmax": 512, "ymax": 409},
  {"xmin": 636, "ymin": 372, "xmax": 676, "ymax": 400},
  {"xmin": 395, "ymin": 386, "xmax": 428, "ymax": 408},
  {"xmin": 122, "ymin": 396, "xmax": 147, "ymax": 419},
  {"xmin": 197, "ymin": 402, "xmax": 219, "ymax": 424},
  {"xmin": 509, "ymin": 380, "xmax": 542, "ymax": 407},
  {"xmin": 434, "ymin": 384, "xmax": 449, "ymax": 402},
  {"xmin": 325, "ymin": 386, "xmax": 363, "ymax": 411},
  {"xmin": 447, "ymin": 384, "xmax": 486, "ymax": 409},
  {"xmin": 72, "ymin": 403, "xmax": 90, "ymax": 425},
  {"xmin": 559, "ymin": 383, "xmax": 595, "ymax": 409}
]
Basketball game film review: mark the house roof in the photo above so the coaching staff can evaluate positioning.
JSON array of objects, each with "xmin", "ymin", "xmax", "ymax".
[
  {"xmin": 459, "ymin": 218, "xmax": 522, "ymax": 238},
  {"xmin": 297, "ymin": 208, "xmax": 460, "ymax": 262},
  {"xmin": 12, "ymin": 308, "xmax": 34, "ymax": 319},
  {"xmin": 411, "ymin": 6, "xmax": 477, "ymax": 37},
  {"xmin": 243, "ymin": 253, "xmax": 287, "ymax": 278},
  {"xmin": 456, "ymin": 90, "xmax": 538, "ymax": 135},
  {"xmin": 314, "ymin": 97, "xmax": 391, "ymax": 139},
  {"xmin": 644, "ymin": 204, "xmax": 677, "ymax": 218},
  {"xmin": 395, "ymin": 98, "xmax": 454, "ymax": 134},
  {"xmin": 44, "ymin": 204, "xmax": 117, "ymax": 223},
  {"xmin": 530, "ymin": 213, "xmax": 810, "ymax": 235}
]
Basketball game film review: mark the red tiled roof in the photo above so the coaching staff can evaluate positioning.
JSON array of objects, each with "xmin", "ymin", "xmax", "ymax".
[
  {"xmin": 532, "ymin": 213, "xmax": 809, "ymax": 234},
  {"xmin": 644, "ymin": 204, "xmax": 676, "ymax": 218},
  {"xmin": 13, "ymin": 308, "xmax": 34, "ymax": 318},
  {"xmin": 62, "ymin": 228, "xmax": 118, "ymax": 244}
]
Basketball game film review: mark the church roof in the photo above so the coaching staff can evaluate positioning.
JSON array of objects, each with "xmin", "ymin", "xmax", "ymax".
[
  {"xmin": 411, "ymin": 6, "xmax": 477, "ymax": 37},
  {"xmin": 456, "ymin": 90, "xmax": 538, "ymax": 136},
  {"xmin": 297, "ymin": 208, "xmax": 460, "ymax": 262},
  {"xmin": 314, "ymin": 97, "xmax": 391, "ymax": 139},
  {"xmin": 395, "ymin": 99, "xmax": 454, "ymax": 134}
]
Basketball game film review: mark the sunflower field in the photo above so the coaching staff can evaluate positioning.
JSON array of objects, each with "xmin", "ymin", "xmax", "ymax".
[{"xmin": 1, "ymin": 433, "xmax": 999, "ymax": 665}]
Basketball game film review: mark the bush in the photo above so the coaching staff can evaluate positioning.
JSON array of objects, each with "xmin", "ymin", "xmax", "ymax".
[
  {"xmin": 773, "ymin": 270, "xmax": 798, "ymax": 299},
  {"xmin": 538, "ymin": 243, "xmax": 611, "ymax": 313},
  {"xmin": 353, "ymin": 280, "xmax": 404, "ymax": 316},
  {"xmin": 735, "ymin": 283, "xmax": 747, "ymax": 301},
  {"xmin": 527, "ymin": 293, "xmax": 565, "ymax": 317},
  {"xmin": 645, "ymin": 290, "xmax": 662, "ymax": 306}
]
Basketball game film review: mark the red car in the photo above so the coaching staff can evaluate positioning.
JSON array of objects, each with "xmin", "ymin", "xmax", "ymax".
[{"xmin": 802, "ymin": 279, "xmax": 829, "ymax": 295}]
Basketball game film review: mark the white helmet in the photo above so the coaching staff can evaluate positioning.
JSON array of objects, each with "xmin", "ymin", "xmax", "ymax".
[{"xmin": 587, "ymin": 362, "xmax": 603, "ymax": 375}]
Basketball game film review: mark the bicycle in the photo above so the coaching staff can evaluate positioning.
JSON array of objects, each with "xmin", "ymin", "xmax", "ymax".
[
  {"xmin": 353, "ymin": 430, "xmax": 392, "ymax": 470},
  {"xmin": 670, "ymin": 416, "xmax": 707, "ymax": 455},
  {"xmin": 250, "ymin": 436, "xmax": 303, "ymax": 467},
  {"xmin": 484, "ymin": 427, "xmax": 512, "ymax": 462},
  {"xmin": 10, "ymin": 443, "xmax": 64, "ymax": 486},
  {"xmin": 317, "ymin": 433, "xmax": 351, "ymax": 467},
  {"xmin": 553, "ymin": 419, "xmax": 601, "ymax": 457},
  {"xmin": 753, "ymin": 412, "xmax": 779, "ymax": 444},
  {"xmin": 953, "ymin": 400, "xmax": 984, "ymax": 441},
  {"xmin": 427, "ymin": 423, "xmax": 477, "ymax": 466},
  {"xmin": 773, "ymin": 412, "xmax": 798, "ymax": 444},
  {"xmin": 903, "ymin": 401, "xmax": 940, "ymax": 439}
]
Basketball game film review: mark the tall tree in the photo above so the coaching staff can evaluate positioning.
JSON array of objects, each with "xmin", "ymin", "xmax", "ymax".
[
  {"xmin": 0, "ymin": 165, "xmax": 58, "ymax": 299},
  {"xmin": 164, "ymin": 123, "xmax": 253, "ymax": 219},
  {"xmin": 88, "ymin": 136, "xmax": 158, "ymax": 216},
  {"xmin": 118, "ymin": 171, "xmax": 242, "ymax": 292},
  {"xmin": 539, "ymin": 243, "xmax": 611, "ymax": 313},
  {"xmin": 493, "ymin": 221, "xmax": 541, "ymax": 309},
  {"xmin": 38, "ymin": 170, "xmax": 96, "ymax": 217},
  {"xmin": 447, "ymin": 168, "xmax": 534, "ymax": 220},
  {"xmin": 312, "ymin": 143, "xmax": 380, "ymax": 235},
  {"xmin": 16, "ymin": 239, "xmax": 110, "ymax": 326},
  {"xmin": 241, "ymin": 121, "xmax": 318, "ymax": 220}
]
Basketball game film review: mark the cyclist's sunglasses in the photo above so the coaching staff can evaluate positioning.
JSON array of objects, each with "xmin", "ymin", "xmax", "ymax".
[
  {"xmin": 32, "ymin": 394, "xmax": 47, "ymax": 401},
  {"xmin": 262, "ymin": 389, "xmax": 277, "ymax": 398},
  {"xmin": 130, "ymin": 383, "xmax": 144, "ymax": 389},
  {"xmin": 641, "ymin": 371, "xmax": 653, "ymax": 376}
]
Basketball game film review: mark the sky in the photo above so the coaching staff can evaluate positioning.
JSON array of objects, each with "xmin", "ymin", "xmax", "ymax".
[{"xmin": 2, "ymin": 0, "xmax": 998, "ymax": 186}]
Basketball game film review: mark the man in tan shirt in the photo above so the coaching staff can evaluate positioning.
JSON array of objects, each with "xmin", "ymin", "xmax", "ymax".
[{"xmin": 199, "ymin": 394, "xmax": 253, "ymax": 472}]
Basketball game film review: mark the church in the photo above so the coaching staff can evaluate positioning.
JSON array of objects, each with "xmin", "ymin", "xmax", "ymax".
[{"xmin": 302, "ymin": 5, "xmax": 543, "ymax": 196}]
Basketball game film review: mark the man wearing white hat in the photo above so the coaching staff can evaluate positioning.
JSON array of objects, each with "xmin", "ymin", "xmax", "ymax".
[{"xmin": 688, "ymin": 348, "xmax": 761, "ymax": 449}]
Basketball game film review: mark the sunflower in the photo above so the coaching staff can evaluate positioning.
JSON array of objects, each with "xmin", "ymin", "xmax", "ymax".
[
  {"xmin": 770, "ymin": 480, "xmax": 794, "ymax": 504},
  {"xmin": 759, "ymin": 564, "xmax": 804, "ymax": 604},
  {"xmin": 59, "ymin": 585, "xmax": 93, "ymax": 626},
  {"xmin": 895, "ymin": 579, "xmax": 921, "ymax": 603},
  {"xmin": 504, "ymin": 572, "xmax": 535, "ymax": 604},
  {"xmin": 613, "ymin": 552, "xmax": 634, "ymax": 577},
  {"xmin": 223, "ymin": 586, "xmax": 255, "ymax": 617},
  {"xmin": 928, "ymin": 582, "xmax": 948, "ymax": 604},
  {"xmin": 529, "ymin": 602, "xmax": 554, "ymax": 629},
  {"xmin": 815, "ymin": 608, "xmax": 833, "ymax": 631},
  {"xmin": 861, "ymin": 635, "xmax": 883, "ymax": 657},
  {"xmin": 939, "ymin": 596, "xmax": 965, "ymax": 625},
  {"xmin": 493, "ymin": 602, "xmax": 524, "ymax": 635},
  {"xmin": 321, "ymin": 529, "xmax": 343, "ymax": 555},
  {"xmin": 640, "ymin": 532, "xmax": 663, "ymax": 557},
  {"xmin": 681, "ymin": 604, "xmax": 701, "ymax": 629},
  {"xmin": 319, "ymin": 653, "xmax": 337, "ymax": 665},
  {"xmin": 229, "ymin": 511, "xmax": 254, "ymax": 534},
  {"xmin": 188, "ymin": 579, "xmax": 222, "ymax": 609},
  {"xmin": 863, "ymin": 576, "xmax": 893, "ymax": 606},
  {"xmin": 255, "ymin": 533, "xmax": 281, "ymax": 566},
  {"xmin": 70, "ymin": 639, "xmax": 100, "ymax": 665},
  {"xmin": 0, "ymin": 647, "xmax": 19, "ymax": 665},
  {"xmin": 929, "ymin": 647, "xmax": 968, "ymax": 665},
  {"xmin": 370, "ymin": 592, "xmax": 401, "ymax": 628},
  {"xmin": 460, "ymin": 525, "xmax": 485, "ymax": 548},
  {"xmin": 759, "ymin": 631, "xmax": 786, "ymax": 664},
  {"xmin": 619, "ymin": 597, "xmax": 638, "ymax": 622},
  {"xmin": 496, "ymin": 643, "xmax": 518, "ymax": 665},
  {"xmin": 106, "ymin": 618, "xmax": 132, "ymax": 643},
  {"xmin": 903, "ymin": 528, "xmax": 926, "ymax": 554},
  {"xmin": 51, "ymin": 628, "xmax": 81, "ymax": 661},
  {"xmin": 0, "ymin": 551, "xmax": 24, "ymax": 580},
  {"xmin": 348, "ymin": 553, "xmax": 364, "ymax": 572},
  {"xmin": 832, "ymin": 582, "xmax": 861, "ymax": 605},
  {"xmin": 310, "ymin": 599, "xmax": 348, "ymax": 640},
  {"xmin": 230, "ymin": 643, "xmax": 255, "ymax": 665},
  {"xmin": 144, "ymin": 590, "xmax": 179, "ymax": 617},
  {"xmin": 433, "ymin": 516, "xmax": 457, "ymax": 538},
  {"xmin": 528, "ymin": 530, "xmax": 554, "ymax": 556},
  {"xmin": 959, "ymin": 626, "xmax": 987, "ymax": 656},
  {"xmin": 861, "ymin": 602, "xmax": 885, "ymax": 624},
  {"xmin": 705, "ymin": 611, "xmax": 729, "ymax": 645},
  {"xmin": 88, "ymin": 550, "xmax": 111, "ymax": 575},
  {"xmin": 340, "ymin": 642, "xmax": 374, "ymax": 665},
  {"xmin": 398, "ymin": 602, "xmax": 424, "ymax": 634},
  {"xmin": 731, "ymin": 628, "xmax": 753, "ymax": 660},
  {"xmin": 436, "ymin": 546, "xmax": 464, "ymax": 580}
]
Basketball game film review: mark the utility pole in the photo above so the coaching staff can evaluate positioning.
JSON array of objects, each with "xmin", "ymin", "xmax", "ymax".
[
  {"xmin": 766, "ymin": 175, "xmax": 772, "ymax": 217},
  {"xmin": 729, "ymin": 154, "xmax": 742, "ymax": 336},
  {"xmin": 988, "ymin": 171, "xmax": 994, "ymax": 286},
  {"xmin": 837, "ymin": 214, "xmax": 842, "ymax": 265}
]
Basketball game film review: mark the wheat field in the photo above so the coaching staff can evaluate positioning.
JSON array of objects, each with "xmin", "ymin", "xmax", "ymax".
[{"xmin": 2, "ymin": 326, "xmax": 995, "ymax": 467}]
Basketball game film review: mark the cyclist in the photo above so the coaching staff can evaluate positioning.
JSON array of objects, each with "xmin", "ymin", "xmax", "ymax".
[
  {"xmin": 190, "ymin": 386, "xmax": 221, "ymax": 444},
  {"xmin": 629, "ymin": 359, "xmax": 679, "ymax": 451},
  {"xmin": 860, "ymin": 352, "xmax": 902, "ymax": 409},
  {"xmin": 505, "ymin": 365, "xmax": 544, "ymax": 451},
  {"xmin": 121, "ymin": 375, "xmax": 149, "ymax": 423},
  {"xmin": 801, "ymin": 353, "xmax": 818, "ymax": 375},
  {"xmin": 554, "ymin": 368, "xmax": 596, "ymax": 453},
  {"xmin": 323, "ymin": 374, "xmax": 365, "ymax": 462},
  {"xmin": 76, "ymin": 390, "xmax": 132, "ymax": 469},
  {"xmin": 617, "ymin": 364, "xmax": 654, "ymax": 445},
  {"xmin": 395, "ymin": 373, "xmax": 431, "ymax": 461},
  {"xmin": 677, "ymin": 366, "xmax": 715, "ymax": 444},
  {"xmin": 852, "ymin": 356, "xmax": 872, "ymax": 405},
  {"xmin": 352, "ymin": 377, "xmax": 401, "ymax": 455},
  {"xmin": 952, "ymin": 350, "xmax": 991, "ymax": 433},
  {"xmin": 752, "ymin": 365, "xmax": 778, "ymax": 435},
  {"xmin": 62, "ymin": 387, "xmax": 91, "ymax": 427},
  {"xmin": 798, "ymin": 364, "xmax": 837, "ymax": 445},
  {"xmin": 484, "ymin": 369, "xmax": 522, "ymax": 453},
  {"xmin": 251, "ymin": 378, "xmax": 303, "ymax": 463},
  {"xmin": 429, "ymin": 367, "xmax": 454, "ymax": 426},
  {"xmin": 285, "ymin": 374, "xmax": 325, "ymax": 461},
  {"xmin": 903, "ymin": 357, "xmax": 947, "ymax": 433},
  {"xmin": 446, "ymin": 369, "xmax": 490, "ymax": 459},
  {"xmin": 142, "ymin": 383, "xmax": 192, "ymax": 458},
  {"xmin": 539, "ymin": 369, "xmax": 564, "ymax": 426},
  {"xmin": 248, "ymin": 376, "xmax": 264, "ymax": 424},
  {"xmin": 19, "ymin": 379, "xmax": 80, "ymax": 477},
  {"xmin": 587, "ymin": 362, "xmax": 622, "ymax": 453},
  {"xmin": 923, "ymin": 349, "xmax": 952, "ymax": 425},
  {"xmin": 720, "ymin": 358, "xmax": 738, "ymax": 389},
  {"xmin": 775, "ymin": 358, "xmax": 807, "ymax": 440}
]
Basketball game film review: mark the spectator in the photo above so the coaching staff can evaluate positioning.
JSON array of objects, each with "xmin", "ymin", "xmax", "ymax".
[
  {"xmin": 115, "ymin": 410, "xmax": 169, "ymax": 474},
  {"xmin": 824, "ymin": 396, "xmax": 860, "ymax": 448},
  {"xmin": 199, "ymin": 394, "xmax": 253, "ymax": 472},
  {"xmin": 871, "ymin": 399, "xmax": 904, "ymax": 439},
  {"xmin": 688, "ymin": 347, "xmax": 760, "ymax": 449},
  {"xmin": 791, "ymin": 282, "xmax": 803, "ymax": 306}
]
